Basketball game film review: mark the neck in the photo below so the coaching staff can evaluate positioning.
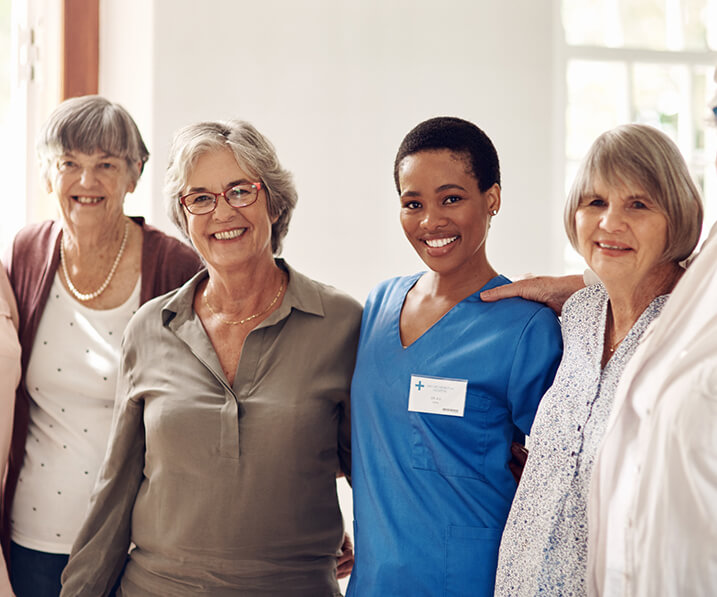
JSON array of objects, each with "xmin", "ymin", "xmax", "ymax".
[
  {"xmin": 59, "ymin": 218, "xmax": 131, "ymax": 302},
  {"xmin": 422, "ymin": 261, "xmax": 498, "ymax": 302},
  {"xmin": 605, "ymin": 261, "xmax": 682, "ymax": 335},
  {"xmin": 63, "ymin": 216, "xmax": 128, "ymax": 261},
  {"xmin": 204, "ymin": 256, "xmax": 283, "ymax": 313}
]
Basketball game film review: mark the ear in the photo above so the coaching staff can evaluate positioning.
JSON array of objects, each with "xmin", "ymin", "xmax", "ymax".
[
  {"xmin": 265, "ymin": 188, "xmax": 280, "ymax": 224},
  {"xmin": 485, "ymin": 183, "xmax": 501, "ymax": 215},
  {"xmin": 126, "ymin": 161, "xmax": 143, "ymax": 194},
  {"xmin": 45, "ymin": 178, "xmax": 53, "ymax": 194}
]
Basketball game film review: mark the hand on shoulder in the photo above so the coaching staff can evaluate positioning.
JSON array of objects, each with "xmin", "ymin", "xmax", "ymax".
[{"xmin": 480, "ymin": 274, "xmax": 586, "ymax": 315}]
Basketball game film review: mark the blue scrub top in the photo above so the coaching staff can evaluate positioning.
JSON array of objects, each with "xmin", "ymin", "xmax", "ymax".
[{"xmin": 347, "ymin": 273, "xmax": 563, "ymax": 597}]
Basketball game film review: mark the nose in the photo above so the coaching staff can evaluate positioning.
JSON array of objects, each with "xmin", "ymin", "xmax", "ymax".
[
  {"xmin": 212, "ymin": 193, "xmax": 241, "ymax": 220},
  {"xmin": 79, "ymin": 167, "xmax": 97, "ymax": 187},
  {"xmin": 599, "ymin": 202, "xmax": 626, "ymax": 233},
  {"xmin": 419, "ymin": 204, "xmax": 447, "ymax": 231}
]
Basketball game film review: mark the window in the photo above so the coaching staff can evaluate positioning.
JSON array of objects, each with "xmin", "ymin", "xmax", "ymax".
[
  {"xmin": 0, "ymin": 0, "xmax": 17, "ymax": 252},
  {"xmin": 0, "ymin": 0, "xmax": 96, "ymax": 253},
  {"xmin": 560, "ymin": 0, "xmax": 717, "ymax": 270}
]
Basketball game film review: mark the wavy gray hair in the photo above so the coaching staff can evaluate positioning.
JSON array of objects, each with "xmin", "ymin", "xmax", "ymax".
[{"xmin": 165, "ymin": 120, "xmax": 297, "ymax": 254}]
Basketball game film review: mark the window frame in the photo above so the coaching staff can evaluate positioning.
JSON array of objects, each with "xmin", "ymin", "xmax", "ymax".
[
  {"xmin": 62, "ymin": 0, "xmax": 99, "ymax": 99},
  {"xmin": 555, "ymin": 0, "xmax": 717, "ymax": 272}
]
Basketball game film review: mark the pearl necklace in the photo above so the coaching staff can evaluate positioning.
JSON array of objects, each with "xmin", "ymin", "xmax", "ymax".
[
  {"xmin": 60, "ymin": 220, "xmax": 129, "ymax": 302},
  {"xmin": 204, "ymin": 275, "xmax": 286, "ymax": 325}
]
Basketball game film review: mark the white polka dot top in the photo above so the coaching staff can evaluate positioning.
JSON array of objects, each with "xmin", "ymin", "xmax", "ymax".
[{"xmin": 11, "ymin": 272, "xmax": 140, "ymax": 553}]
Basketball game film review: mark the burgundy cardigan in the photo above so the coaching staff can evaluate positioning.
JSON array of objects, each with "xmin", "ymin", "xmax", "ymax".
[{"xmin": 1, "ymin": 218, "xmax": 202, "ymax": 559}]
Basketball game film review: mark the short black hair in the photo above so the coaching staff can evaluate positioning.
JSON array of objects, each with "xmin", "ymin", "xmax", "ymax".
[{"xmin": 393, "ymin": 116, "xmax": 500, "ymax": 193}]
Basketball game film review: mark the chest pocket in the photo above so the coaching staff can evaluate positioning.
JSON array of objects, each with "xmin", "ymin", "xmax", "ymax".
[{"xmin": 409, "ymin": 392, "xmax": 491, "ymax": 481}]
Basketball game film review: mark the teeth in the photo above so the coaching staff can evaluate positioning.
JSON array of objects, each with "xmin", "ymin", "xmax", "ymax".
[
  {"xmin": 75, "ymin": 196, "xmax": 103, "ymax": 204},
  {"xmin": 598, "ymin": 243, "xmax": 627, "ymax": 250},
  {"xmin": 214, "ymin": 228, "xmax": 245, "ymax": 240},
  {"xmin": 426, "ymin": 236, "xmax": 458, "ymax": 248}
]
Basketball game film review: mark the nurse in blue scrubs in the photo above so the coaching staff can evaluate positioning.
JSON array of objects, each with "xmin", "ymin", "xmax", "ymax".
[{"xmin": 347, "ymin": 117, "xmax": 563, "ymax": 597}]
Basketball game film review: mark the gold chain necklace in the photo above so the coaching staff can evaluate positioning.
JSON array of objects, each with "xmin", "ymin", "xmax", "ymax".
[
  {"xmin": 60, "ymin": 220, "xmax": 129, "ymax": 302},
  {"xmin": 607, "ymin": 334, "xmax": 626, "ymax": 353},
  {"xmin": 204, "ymin": 275, "xmax": 286, "ymax": 325},
  {"xmin": 606, "ymin": 316, "xmax": 627, "ymax": 354}
]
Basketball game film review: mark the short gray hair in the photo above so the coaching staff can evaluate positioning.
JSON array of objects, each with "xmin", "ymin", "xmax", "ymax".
[
  {"xmin": 164, "ymin": 120, "xmax": 297, "ymax": 255},
  {"xmin": 564, "ymin": 123, "xmax": 703, "ymax": 263},
  {"xmin": 37, "ymin": 95, "xmax": 149, "ymax": 186}
]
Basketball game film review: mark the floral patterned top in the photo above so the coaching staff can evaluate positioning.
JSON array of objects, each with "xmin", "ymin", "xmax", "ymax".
[{"xmin": 494, "ymin": 284, "xmax": 668, "ymax": 597}]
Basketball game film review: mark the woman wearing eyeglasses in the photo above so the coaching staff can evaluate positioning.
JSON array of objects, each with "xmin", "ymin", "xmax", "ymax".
[{"xmin": 60, "ymin": 120, "xmax": 361, "ymax": 596}]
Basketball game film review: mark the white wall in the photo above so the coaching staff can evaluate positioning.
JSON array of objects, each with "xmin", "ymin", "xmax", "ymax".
[{"xmin": 100, "ymin": 0, "xmax": 561, "ymax": 304}]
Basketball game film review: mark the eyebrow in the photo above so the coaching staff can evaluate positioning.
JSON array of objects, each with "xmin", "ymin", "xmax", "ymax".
[
  {"xmin": 185, "ymin": 179, "xmax": 250, "ymax": 193},
  {"xmin": 582, "ymin": 192, "xmax": 652, "ymax": 202},
  {"xmin": 60, "ymin": 152, "xmax": 121, "ymax": 161},
  {"xmin": 401, "ymin": 183, "xmax": 468, "ymax": 198},
  {"xmin": 435, "ymin": 183, "xmax": 467, "ymax": 193}
]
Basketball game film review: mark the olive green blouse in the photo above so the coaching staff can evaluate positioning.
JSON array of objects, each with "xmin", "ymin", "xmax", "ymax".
[{"xmin": 60, "ymin": 261, "xmax": 361, "ymax": 597}]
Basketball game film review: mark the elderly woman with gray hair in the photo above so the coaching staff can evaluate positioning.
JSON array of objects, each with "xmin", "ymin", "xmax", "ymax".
[
  {"xmin": 60, "ymin": 120, "xmax": 361, "ymax": 596},
  {"xmin": 2, "ymin": 96, "xmax": 201, "ymax": 597},
  {"xmin": 493, "ymin": 123, "xmax": 703, "ymax": 596}
]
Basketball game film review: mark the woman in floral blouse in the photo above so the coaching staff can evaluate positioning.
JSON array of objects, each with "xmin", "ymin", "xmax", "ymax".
[{"xmin": 494, "ymin": 123, "xmax": 703, "ymax": 596}]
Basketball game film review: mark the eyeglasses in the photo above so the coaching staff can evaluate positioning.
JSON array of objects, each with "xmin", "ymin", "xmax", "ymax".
[{"xmin": 179, "ymin": 182, "xmax": 263, "ymax": 215}]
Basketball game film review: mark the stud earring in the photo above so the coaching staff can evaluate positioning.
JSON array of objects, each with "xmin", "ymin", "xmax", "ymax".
[{"xmin": 491, "ymin": 210, "xmax": 498, "ymax": 216}]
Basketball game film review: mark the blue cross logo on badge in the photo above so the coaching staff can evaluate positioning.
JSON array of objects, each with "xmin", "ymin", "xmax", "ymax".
[{"xmin": 415, "ymin": 380, "xmax": 424, "ymax": 391}]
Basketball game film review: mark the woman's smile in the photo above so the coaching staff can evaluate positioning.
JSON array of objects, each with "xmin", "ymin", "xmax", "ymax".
[
  {"xmin": 397, "ymin": 149, "xmax": 499, "ymax": 278},
  {"xmin": 575, "ymin": 178, "xmax": 669, "ymax": 290},
  {"xmin": 423, "ymin": 235, "xmax": 459, "ymax": 249},
  {"xmin": 212, "ymin": 227, "xmax": 246, "ymax": 241},
  {"xmin": 184, "ymin": 148, "xmax": 275, "ymax": 273},
  {"xmin": 51, "ymin": 150, "xmax": 137, "ymax": 233},
  {"xmin": 73, "ymin": 195, "xmax": 105, "ymax": 205},
  {"xmin": 593, "ymin": 240, "xmax": 633, "ymax": 255}
]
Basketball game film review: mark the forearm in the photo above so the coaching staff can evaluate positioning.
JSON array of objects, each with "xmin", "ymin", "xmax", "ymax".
[
  {"xmin": 0, "ymin": 552, "xmax": 14, "ymax": 597},
  {"xmin": 0, "ymin": 315, "xmax": 20, "ymax": 596}
]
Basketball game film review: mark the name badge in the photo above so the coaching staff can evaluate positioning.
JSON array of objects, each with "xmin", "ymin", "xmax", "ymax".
[{"xmin": 408, "ymin": 374, "xmax": 467, "ymax": 417}]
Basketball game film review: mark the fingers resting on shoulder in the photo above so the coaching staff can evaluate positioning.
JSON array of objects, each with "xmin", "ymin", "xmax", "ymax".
[{"xmin": 480, "ymin": 274, "xmax": 586, "ymax": 315}]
